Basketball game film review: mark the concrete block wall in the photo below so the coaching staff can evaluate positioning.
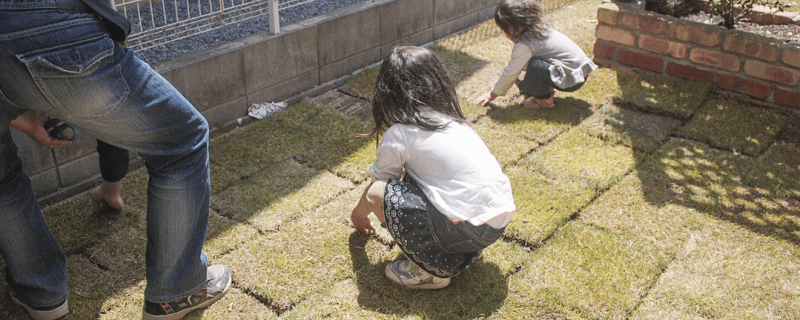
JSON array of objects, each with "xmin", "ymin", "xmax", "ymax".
[
  {"xmin": 19, "ymin": 0, "xmax": 502, "ymax": 202},
  {"xmin": 594, "ymin": 2, "xmax": 800, "ymax": 110}
]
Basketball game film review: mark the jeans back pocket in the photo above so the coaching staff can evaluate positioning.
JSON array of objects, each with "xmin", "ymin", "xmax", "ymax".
[{"xmin": 16, "ymin": 34, "xmax": 129, "ymax": 118}]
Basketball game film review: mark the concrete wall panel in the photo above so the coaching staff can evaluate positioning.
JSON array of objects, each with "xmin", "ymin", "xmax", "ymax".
[
  {"xmin": 381, "ymin": 0, "xmax": 434, "ymax": 44},
  {"xmin": 243, "ymin": 26, "xmax": 319, "ymax": 92},
  {"xmin": 167, "ymin": 50, "xmax": 246, "ymax": 112},
  {"xmin": 247, "ymin": 71, "xmax": 320, "ymax": 106},
  {"xmin": 320, "ymin": 48, "xmax": 382, "ymax": 83},
  {"xmin": 58, "ymin": 152, "xmax": 99, "ymax": 187},
  {"xmin": 435, "ymin": 0, "xmax": 480, "ymax": 24},
  {"xmin": 12, "ymin": 129, "xmax": 54, "ymax": 176},
  {"xmin": 318, "ymin": 6, "xmax": 382, "ymax": 65},
  {"xmin": 203, "ymin": 97, "xmax": 248, "ymax": 129},
  {"xmin": 381, "ymin": 29, "xmax": 436, "ymax": 58},
  {"xmin": 434, "ymin": 13, "xmax": 480, "ymax": 39}
]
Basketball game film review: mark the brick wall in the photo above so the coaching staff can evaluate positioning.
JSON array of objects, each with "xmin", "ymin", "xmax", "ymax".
[{"xmin": 594, "ymin": 2, "xmax": 800, "ymax": 110}]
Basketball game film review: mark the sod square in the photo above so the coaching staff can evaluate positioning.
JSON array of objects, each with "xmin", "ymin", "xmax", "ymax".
[
  {"xmin": 218, "ymin": 187, "xmax": 363, "ymax": 310},
  {"xmin": 280, "ymin": 279, "xmax": 405, "ymax": 319},
  {"xmin": 579, "ymin": 103, "xmax": 682, "ymax": 152},
  {"xmin": 579, "ymin": 170, "xmax": 709, "ymax": 255},
  {"xmin": 85, "ymin": 220, "xmax": 147, "ymax": 278},
  {"xmin": 211, "ymin": 159, "xmax": 355, "ymax": 231},
  {"xmin": 42, "ymin": 193, "xmax": 140, "ymax": 255},
  {"xmin": 637, "ymin": 138, "xmax": 754, "ymax": 198},
  {"xmin": 677, "ymin": 98, "xmax": 788, "ymax": 156},
  {"xmin": 746, "ymin": 141, "xmax": 800, "ymax": 201},
  {"xmin": 485, "ymin": 102, "xmax": 594, "ymax": 144},
  {"xmin": 616, "ymin": 71, "xmax": 712, "ymax": 120},
  {"xmin": 504, "ymin": 165, "xmax": 597, "ymax": 245},
  {"xmin": 519, "ymin": 127, "xmax": 640, "ymax": 191},
  {"xmin": 337, "ymin": 65, "xmax": 379, "ymax": 101},
  {"xmin": 631, "ymin": 221, "xmax": 800, "ymax": 319},
  {"xmin": 504, "ymin": 222, "xmax": 671, "ymax": 319},
  {"xmin": 204, "ymin": 210, "xmax": 261, "ymax": 259},
  {"xmin": 474, "ymin": 117, "xmax": 541, "ymax": 167},
  {"xmin": 209, "ymin": 119, "xmax": 311, "ymax": 180},
  {"xmin": 560, "ymin": 67, "xmax": 624, "ymax": 108}
]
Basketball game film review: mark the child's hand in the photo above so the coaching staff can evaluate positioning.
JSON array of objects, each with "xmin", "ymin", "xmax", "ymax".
[
  {"xmin": 351, "ymin": 210, "xmax": 376, "ymax": 235},
  {"xmin": 476, "ymin": 92, "xmax": 497, "ymax": 106}
]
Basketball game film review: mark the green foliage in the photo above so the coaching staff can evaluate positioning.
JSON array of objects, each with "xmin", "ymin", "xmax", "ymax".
[{"xmin": 707, "ymin": 0, "xmax": 790, "ymax": 29}]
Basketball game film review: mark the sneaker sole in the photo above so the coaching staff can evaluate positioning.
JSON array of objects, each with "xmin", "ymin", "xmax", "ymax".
[
  {"xmin": 142, "ymin": 276, "xmax": 233, "ymax": 320},
  {"xmin": 10, "ymin": 292, "xmax": 69, "ymax": 320},
  {"xmin": 384, "ymin": 263, "xmax": 450, "ymax": 290}
]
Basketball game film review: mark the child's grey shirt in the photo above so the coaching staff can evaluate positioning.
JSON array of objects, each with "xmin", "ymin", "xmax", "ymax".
[{"xmin": 492, "ymin": 28, "xmax": 597, "ymax": 96}]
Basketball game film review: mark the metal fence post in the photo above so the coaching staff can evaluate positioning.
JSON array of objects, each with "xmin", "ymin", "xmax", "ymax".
[{"xmin": 269, "ymin": 0, "xmax": 280, "ymax": 35}]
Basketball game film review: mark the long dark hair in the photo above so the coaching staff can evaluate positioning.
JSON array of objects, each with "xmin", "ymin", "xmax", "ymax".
[
  {"xmin": 370, "ymin": 46, "xmax": 466, "ymax": 136},
  {"xmin": 494, "ymin": 0, "xmax": 550, "ymax": 40}
]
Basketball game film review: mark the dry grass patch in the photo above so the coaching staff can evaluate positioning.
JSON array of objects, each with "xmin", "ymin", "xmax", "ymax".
[
  {"xmin": 631, "ymin": 220, "xmax": 800, "ymax": 319},
  {"xmin": 485, "ymin": 102, "xmax": 593, "ymax": 144},
  {"xmin": 204, "ymin": 210, "xmax": 261, "ymax": 259},
  {"xmin": 637, "ymin": 138, "xmax": 754, "ymax": 202},
  {"xmin": 746, "ymin": 141, "xmax": 800, "ymax": 201},
  {"xmin": 474, "ymin": 116, "xmax": 541, "ymax": 167},
  {"xmin": 42, "ymin": 193, "xmax": 140, "ymax": 255},
  {"xmin": 677, "ymin": 98, "xmax": 788, "ymax": 156},
  {"xmin": 218, "ymin": 187, "xmax": 362, "ymax": 310},
  {"xmin": 280, "ymin": 279, "xmax": 404, "ymax": 319},
  {"xmin": 85, "ymin": 220, "xmax": 147, "ymax": 279},
  {"xmin": 579, "ymin": 104, "xmax": 682, "ymax": 152},
  {"xmin": 579, "ymin": 170, "xmax": 709, "ymax": 254},
  {"xmin": 616, "ymin": 72, "xmax": 712, "ymax": 120},
  {"xmin": 504, "ymin": 165, "xmax": 596, "ymax": 245},
  {"xmin": 337, "ymin": 65, "xmax": 379, "ymax": 100},
  {"xmin": 211, "ymin": 159, "xmax": 355, "ymax": 231},
  {"xmin": 560, "ymin": 67, "xmax": 624, "ymax": 107},
  {"xmin": 505, "ymin": 222, "xmax": 671, "ymax": 319},
  {"xmin": 519, "ymin": 127, "xmax": 640, "ymax": 191}
]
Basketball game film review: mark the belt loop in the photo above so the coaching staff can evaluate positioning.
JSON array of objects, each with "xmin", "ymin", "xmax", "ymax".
[{"xmin": 57, "ymin": 0, "xmax": 85, "ymax": 13}]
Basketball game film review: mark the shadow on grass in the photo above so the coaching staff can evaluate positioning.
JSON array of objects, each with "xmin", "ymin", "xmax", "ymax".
[
  {"xmin": 607, "ymin": 71, "xmax": 800, "ymax": 248},
  {"xmin": 348, "ymin": 233, "xmax": 508, "ymax": 319}
]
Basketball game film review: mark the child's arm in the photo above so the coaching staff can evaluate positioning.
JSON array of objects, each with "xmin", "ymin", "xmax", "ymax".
[
  {"xmin": 350, "ymin": 180, "xmax": 387, "ymax": 235},
  {"xmin": 476, "ymin": 42, "xmax": 533, "ymax": 106}
]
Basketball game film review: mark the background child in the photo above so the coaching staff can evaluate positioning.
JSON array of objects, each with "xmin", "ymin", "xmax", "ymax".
[
  {"xmin": 476, "ymin": 0, "xmax": 597, "ymax": 109},
  {"xmin": 351, "ymin": 46, "xmax": 516, "ymax": 289}
]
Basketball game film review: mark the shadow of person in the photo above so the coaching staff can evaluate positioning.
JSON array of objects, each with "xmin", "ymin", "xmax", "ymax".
[{"xmin": 348, "ymin": 232, "xmax": 509, "ymax": 319}]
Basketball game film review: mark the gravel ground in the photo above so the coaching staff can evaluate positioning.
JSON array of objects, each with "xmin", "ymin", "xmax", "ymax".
[{"xmin": 127, "ymin": 0, "xmax": 369, "ymax": 65}]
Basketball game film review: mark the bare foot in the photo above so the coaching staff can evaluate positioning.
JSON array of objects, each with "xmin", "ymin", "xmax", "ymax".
[{"xmin": 91, "ymin": 181, "xmax": 124, "ymax": 214}]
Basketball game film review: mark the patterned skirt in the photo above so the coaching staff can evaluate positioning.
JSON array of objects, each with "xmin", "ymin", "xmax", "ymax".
[{"xmin": 382, "ymin": 178, "xmax": 505, "ymax": 278}]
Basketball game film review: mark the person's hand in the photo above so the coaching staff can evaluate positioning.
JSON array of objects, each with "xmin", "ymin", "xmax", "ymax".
[
  {"xmin": 9, "ymin": 110, "xmax": 71, "ymax": 149},
  {"xmin": 351, "ymin": 209, "xmax": 376, "ymax": 235},
  {"xmin": 475, "ymin": 92, "xmax": 498, "ymax": 106}
]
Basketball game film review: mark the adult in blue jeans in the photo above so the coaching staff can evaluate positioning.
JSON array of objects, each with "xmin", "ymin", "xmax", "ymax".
[{"xmin": 0, "ymin": 0, "xmax": 231, "ymax": 319}]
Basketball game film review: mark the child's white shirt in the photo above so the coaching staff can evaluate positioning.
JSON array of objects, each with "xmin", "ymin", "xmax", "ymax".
[
  {"xmin": 369, "ymin": 112, "xmax": 516, "ymax": 226},
  {"xmin": 492, "ymin": 28, "xmax": 597, "ymax": 96}
]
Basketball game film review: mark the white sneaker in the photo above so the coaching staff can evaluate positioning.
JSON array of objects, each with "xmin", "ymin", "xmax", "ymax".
[
  {"xmin": 10, "ymin": 291, "xmax": 68, "ymax": 320},
  {"xmin": 384, "ymin": 260, "xmax": 450, "ymax": 289}
]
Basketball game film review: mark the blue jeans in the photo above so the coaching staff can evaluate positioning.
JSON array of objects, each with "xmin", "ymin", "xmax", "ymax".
[{"xmin": 0, "ymin": 0, "xmax": 210, "ymax": 306}]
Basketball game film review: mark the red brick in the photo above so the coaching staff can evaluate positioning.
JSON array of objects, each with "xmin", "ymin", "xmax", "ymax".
[
  {"xmin": 723, "ymin": 31, "xmax": 781, "ymax": 62},
  {"xmin": 749, "ymin": 12, "xmax": 792, "ymax": 25},
  {"xmin": 620, "ymin": 11, "xmax": 670, "ymax": 35},
  {"xmin": 717, "ymin": 74, "xmax": 773, "ymax": 99},
  {"xmin": 597, "ymin": 3, "xmax": 620, "ymax": 25},
  {"xmin": 669, "ymin": 21, "xmax": 724, "ymax": 47},
  {"xmin": 666, "ymin": 62, "xmax": 717, "ymax": 82},
  {"xmin": 781, "ymin": 44, "xmax": 800, "ymax": 69},
  {"xmin": 774, "ymin": 87, "xmax": 800, "ymax": 108},
  {"xmin": 594, "ymin": 41, "xmax": 617, "ymax": 60},
  {"xmin": 638, "ymin": 34, "xmax": 686, "ymax": 58},
  {"xmin": 744, "ymin": 60, "xmax": 800, "ymax": 85},
  {"xmin": 618, "ymin": 49, "xmax": 665, "ymax": 72},
  {"xmin": 689, "ymin": 48, "xmax": 741, "ymax": 72},
  {"xmin": 596, "ymin": 24, "xmax": 636, "ymax": 46}
]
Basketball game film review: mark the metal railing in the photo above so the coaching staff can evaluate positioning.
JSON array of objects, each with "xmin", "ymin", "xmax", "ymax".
[{"xmin": 113, "ymin": 0, "xmax": 316, "ymax": 52}]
